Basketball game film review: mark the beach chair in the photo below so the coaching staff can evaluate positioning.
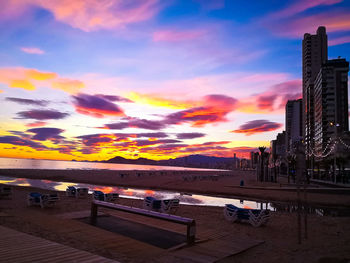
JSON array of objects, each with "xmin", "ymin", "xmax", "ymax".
[
  {"xmin": 105, "ymin": 193, "xmax": 119, "ymax": 202},
  {"xmin": 66, "ymin": 186, "xmax": 77, "ymax": 197},
  {"xmin": 161, "ymin": 199, "xmax": 180, "ymax": 214},
  {"xmin": 93, "ymin": 190, "xmax": 105, "ymax": 201},
  {"xmin": 76, "ymin": 188, "xmax": 89, "ymax": 198},
  {"xmin": 27, "ymin": 192, "xmax": 59, "ymax": 208},
  {"xmin": 143, "ymin": 196, "xmax": 162, "ymax": 212},
  {"xmin": 93, "ymin": 191, "xmax": 119, "ymax": 202},
  {"xmin": 224, "ymin": 204, "xmax": 270, "ymax": 227},
  {"xmin": 0, "ymin": 185, "xmax": 12, "ymax": 199}
]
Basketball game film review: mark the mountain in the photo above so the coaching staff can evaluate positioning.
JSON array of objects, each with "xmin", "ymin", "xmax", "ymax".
[{"xmin": 105, "ymin": 154, "xmax": 239, "ymax": 169}]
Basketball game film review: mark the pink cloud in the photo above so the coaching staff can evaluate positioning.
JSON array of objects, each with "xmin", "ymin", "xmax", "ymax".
[
  {"xmin": 268, "ymin": 0, "xmax": 343, "ymax": 19},
  {"xmin": 153, "ymin": 29, "xmax": 206, "ymax": 42},
  {"xmin": 329, "ymin": 35, "xmax": 350, "ymax": 46},
  {"xmin": 237, "ymin": 79, "xmax": 302, "ymax": 113},
  {"xmin": 2, "ymin": 0, "xmax": 161, "ymax": 32},
  {"xmin": 270, "ymin": 12, "xmax": 350, "ymax": 38},
  {"xmin": 20, "ymin": 47, "xmax": 45, "ymax": 55}
]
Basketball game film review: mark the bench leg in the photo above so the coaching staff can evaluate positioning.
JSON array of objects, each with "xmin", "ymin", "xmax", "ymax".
[
  {"xmin": 90, "ymin": 203, "xmax": 98, "ymax": 225},
  {"xmin": 187, "ymin": 221, "xmax": 196, "ymax": 245}
]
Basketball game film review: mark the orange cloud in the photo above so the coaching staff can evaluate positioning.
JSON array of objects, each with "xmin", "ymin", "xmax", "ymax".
[
  {"xmin": 10, "ymin": 79, "xmax": 36, "ymax": 90},
  {"xmin": 128, "ymin": 92, "xmax": 196, "ymax": 109},
  {"xmin": 0, "ymin": 67, "xmax": 84, "ymax": 94},
  {"xmin": 20, "ymin": 47, "xmax": 45, "ymax": 55},
  {"xmin": 52, "ymin": 78, "xmax": 85, "ymax": 94},
  {"xmin": 25, "ymin": 121, "xmax": 47, "ymax": 128},
  {"xmin": 26, "ymin": 69, "xmax": 57, "ymax": 81}
]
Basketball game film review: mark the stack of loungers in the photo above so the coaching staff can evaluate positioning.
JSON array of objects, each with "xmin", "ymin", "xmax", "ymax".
[
  {"xmin": 66, "ymin": 186, "xmax": 89, "ymax": 198},
  {"xmin": 27, "ymin": 192, "xmax": 59, "ymax": 208},
  {"xmin": 223, "ymin": 204, "xmax": 270, "ymax": 227},
  {"xmin": 93, "ymin": 190, "xmax": 119, "ymax": 202},
  {"xmin": 143, "ymin": 196, "xmax": 180, "ymax": 213}
]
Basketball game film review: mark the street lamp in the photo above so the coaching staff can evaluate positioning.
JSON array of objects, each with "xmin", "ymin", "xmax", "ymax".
[{"xmin": 330, "ymin": 122, "xmax": 340, "ymax": 183}]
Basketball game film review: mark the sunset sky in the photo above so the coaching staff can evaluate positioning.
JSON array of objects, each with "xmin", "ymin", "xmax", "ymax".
[{"xmin": 0, "ymin": 0, "xmax": 349, "ymax": 161}]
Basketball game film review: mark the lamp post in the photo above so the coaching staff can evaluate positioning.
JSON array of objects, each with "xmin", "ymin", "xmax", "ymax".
[{"xmin": 330, "ymin": 122, "xmax": 340, "ymax": 183}]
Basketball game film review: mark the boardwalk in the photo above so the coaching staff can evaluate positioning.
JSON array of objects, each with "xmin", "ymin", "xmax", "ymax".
[{"xmin": 0, "ymin": 225, "xmax": 118, "ymax": 263}]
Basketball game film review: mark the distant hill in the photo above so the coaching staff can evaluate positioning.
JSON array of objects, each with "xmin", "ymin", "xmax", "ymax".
[{"xmin": 105, "ymin": 154, "xmax": 239, "ymax": 169}]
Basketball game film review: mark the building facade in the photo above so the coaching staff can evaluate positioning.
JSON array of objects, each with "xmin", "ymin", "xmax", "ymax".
[
  {"xmin": 314, "ymin": 59, "xmax": 349, "ymax": 157},
  {"xmin": 285, "ymin": 99, "xmax": 302, "ymax": 153},
  {"xmin": 302, "ymin": 26, "xmax": 328, "ymax": 157}
]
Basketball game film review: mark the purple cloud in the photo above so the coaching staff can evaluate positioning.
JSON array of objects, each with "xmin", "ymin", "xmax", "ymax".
[
  {"xmin": 0, "ymin": 135, "xmax": 48, "ymax": 150},
  {"xmin": 231, "ymin": 120, "xmax": 283, "ymax": 135},
  {"xmin": 176, "ymin": 132, "xmax": 205, "ymax": 139},
  {"xmin": 72, "ymin": 93, "xmax": 125, "ymax": 118},
  {"xmin": 105, "ymin": 118, "xmax": 166, "ymax": 130},
  {"xmin": 27, "ymin": 127, "xmax": 65, "ymax": 141},
  {"xmin": 6, "ymin": 97, "xmax": 49, "ymax": 106},
  {"xmin": 96, "ymin": 94, "xmax": 133, "ymax": 103},
  {"xmin": 16, "ymin": 109, "xmax": 69, "ymax": 120},
  {"xmin": 137, "ymin": 132, "xmax": 168, "ymax": 138},
  {"xmin": 134, "ymin": 139, "xmax": 181, "ymax": 146},
  {"xmin": 77, "ymin": 134, "xmax": 113, "ymax": 146}
]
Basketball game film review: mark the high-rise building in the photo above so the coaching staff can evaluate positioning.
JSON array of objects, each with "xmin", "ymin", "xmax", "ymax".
[
  {"xmin": 302, "ymin": 26, "xmax": 328, "ymax": 156},
  {"xmin": 285, "ymin": 99, "xmax": 302, "ymax": 153},
  {"xmin": 314, "ymin": 59, "xmax": 349, "ymax": 156}
]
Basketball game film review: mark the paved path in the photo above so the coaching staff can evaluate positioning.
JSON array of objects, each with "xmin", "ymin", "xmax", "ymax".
[{"xmin": 0, "ymin": 225, "xmax": 118, "ymax": 263}]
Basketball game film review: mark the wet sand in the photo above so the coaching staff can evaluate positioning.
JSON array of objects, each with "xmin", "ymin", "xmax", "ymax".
[
  {"xmin": 0, "ymin": 185, "xmax": 349, "ymax": 263},
  {"xmin": 1, "ymin": 168, "xmax": 350, "ymax": 207}
]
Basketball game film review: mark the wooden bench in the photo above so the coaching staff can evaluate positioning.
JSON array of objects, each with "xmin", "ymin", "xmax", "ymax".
[{"xmin": 90, "ymin": 200, "xmax": 196, "ymax": 245}]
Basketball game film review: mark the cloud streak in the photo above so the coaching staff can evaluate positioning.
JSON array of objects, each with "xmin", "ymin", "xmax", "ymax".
[
  {"xmin": 16, "ymin": 109, "xmax": 69, "ymax": 120},
  {"xmin": 5, "ymin": 97, "xmax": 49, "ymax": 106},
  {"xmin": 20, "ymin": 47, "xmax": 45, "ymax": 55},
  {"xmin": 72, "ymin": 93, "xmax": 125, "ymax": 118},
  {"xmin": 231, "ymin": 120, "xmax": 282, "ymax": 135},
  {"xmin": 2, "ymin": 0, "xmax": 161, "ymax": 32}
]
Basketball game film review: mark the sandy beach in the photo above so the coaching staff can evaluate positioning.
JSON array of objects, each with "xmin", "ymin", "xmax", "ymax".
[
  {"xmin": 0, "ymin": 169, "xmax": 350, "ymax": 262},
  {"xmin": 1, "ymin": 168, "xmax": 350, "ymax": 207}
]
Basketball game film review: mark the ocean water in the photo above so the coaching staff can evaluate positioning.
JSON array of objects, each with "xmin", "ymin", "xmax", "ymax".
[{"xmin": 0, "ymin": 157, "xmax": 218, "ymax": 171}]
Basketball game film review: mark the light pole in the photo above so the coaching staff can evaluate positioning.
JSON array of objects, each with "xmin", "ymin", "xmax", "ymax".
[{"xmin": 330, "ymin": 122, "xmax": 340, "ymax": 183}]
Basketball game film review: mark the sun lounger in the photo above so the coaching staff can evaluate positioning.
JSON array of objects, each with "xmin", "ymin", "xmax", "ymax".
[
  {"xmin": 161, "ymin": 199, "xmax": 180, "ymax": 214},
  {"xmin": 143, "ymin": 196, "xmax": 180, "ymax": 213},
  {"xmin": 93, "ymin": 191, "xmax": 119, "ymax": 202},
  {"xmin": 76, "ymin": 187, "xmax": 89, "ymax": 198},
  {"xmin": 224, "ymin": 204, "xmax": 270, "ymax": 227},
  {"xmin": 27, "ymin": 192, "xmax": 59, "ymax": 208},
  {"xmin": 143, "ymin": 196, "xmax": 162, "ymax": 212},
  {"xmin": 66, "ymin": 186, "xmax": 89, "ymax": 198},
  {"xmin": 0, "ymin": 185, "xmax": 12, "ymax": 199},
  {"xmin": 66, "ymin": 186, "xmax": 77, "ymax": 197}
]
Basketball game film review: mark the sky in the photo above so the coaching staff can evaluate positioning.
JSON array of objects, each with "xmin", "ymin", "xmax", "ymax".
[{"xmin": 0, "ymin": 0, "xmax": 349, "ymax": 161}]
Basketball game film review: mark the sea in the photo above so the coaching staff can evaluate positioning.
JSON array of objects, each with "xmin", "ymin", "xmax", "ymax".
[{"xmin": 0, "ymin": 157, "xmax": 218, "ymax": 171}]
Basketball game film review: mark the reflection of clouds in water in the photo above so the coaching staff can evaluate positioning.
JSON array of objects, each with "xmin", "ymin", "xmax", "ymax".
[
  {"xmin": 174, "ymin": 195, "xmax": 203, "ymax": 205},
  {"xmin": 0, "ymin": 175, "xmax": 271, "ymax": 208},
  {"xmin": 26, "ymin": 179, "xmax": 60, "ymax": 190}
]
